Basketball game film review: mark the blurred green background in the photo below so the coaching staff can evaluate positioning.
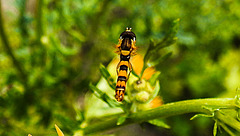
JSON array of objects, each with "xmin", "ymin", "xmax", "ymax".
[{"xmin": 1, "ymin": 0, "xmax": 240, "ymax": 135}]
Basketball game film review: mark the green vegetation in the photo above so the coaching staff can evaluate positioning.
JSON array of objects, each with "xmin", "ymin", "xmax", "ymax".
[{"xmin": 1, "ymin": 0, "xmax": 240, "ymax": 136}]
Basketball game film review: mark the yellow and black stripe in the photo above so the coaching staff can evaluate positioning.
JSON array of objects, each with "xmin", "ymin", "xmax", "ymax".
[{"xmin": 115, "ymin": 28, "xmax": 137, "ymax": 102}]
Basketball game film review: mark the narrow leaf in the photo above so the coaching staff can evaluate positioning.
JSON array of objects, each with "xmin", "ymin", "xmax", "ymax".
[
  {"xmin": 146, "ymin": 80, "xmax": 160, "ymax": 103},
  {"xmin": 99, "ymin": 64, "xmax": 115, "ymax": 89},
  {"xmin": 89, "ymin": 83, "xmax": 121, "ymax": 107},
  {"xmin": 217, "ymin": 121, "xmax": 235, "ymax": 136},
  {"xmin": 143, "ymin": 19, "xmax": 179, "ymax": 72},
  {"xmin": 215, "ymin": 110, "xmax": 240, "ymax": 132},
  {"xmin": 152, "ymin": 80, "xmax": 160, "ymax": 99},
  {"xmin": 117, "ymin": 115, "xmax": 128, "ymax": 125},
  {"xmin": 213, "ymin": 121, "xmax": 218, "ymax": 136},
  {"xmin": 144, "ymin": 39, "xmax": 155, "ymax": 64},
  {"xmin": 151, "ymin": 52, "xmax": 172, "ymax": 67},
  {"xmin": 235, "ymin": 87, "xmax": 240, "ymax": 106},
  {"xmin": 149, "ymin": 72, "xmax": 161, "ymax": 86},
  {"xmin": 190, "ymin": 114, "xmax": 213, "ymax": 120},
  {"xmin": 155, "ymin": 18, "xmax": 179, "ymax": 50},
  {"xmin": 50, "ymin": 36, "xmax": 78, "ymax": 55},
  {"xmin": 237, "ymin": 109, "xmax": 240, "ymax": 121},
  {"xmin": 148, "ymin": 119, "xmax": 170, "ymax": 129},
  {"xmin": 55, "ymin": 124, "xmax": 64, "ymax": 136}
]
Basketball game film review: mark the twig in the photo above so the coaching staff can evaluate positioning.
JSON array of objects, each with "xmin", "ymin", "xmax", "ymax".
[
  {"xmin": 34, "ymin": 0, "xmax": 46, "ymax": 66},
  {"xmin": 0, "ymin": 1, "xmax": 27, "ymax": 83},
  {"xmin": 83, "ymin": 98, "xmax": 236, "ymax": 134},
  {"xmin": 18, "ymin": 0, "xmax": 28, "ymax": 38}
]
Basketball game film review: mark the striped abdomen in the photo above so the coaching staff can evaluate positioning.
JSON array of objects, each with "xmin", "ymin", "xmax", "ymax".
[{"xmin": 115, "ymin": 55, "xmax": 130, "ymax": 101}]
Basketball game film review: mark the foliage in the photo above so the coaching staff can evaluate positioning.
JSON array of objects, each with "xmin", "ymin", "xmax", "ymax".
[{"xmin": 1, "ymin": 0, "xmax": 240, "ymax": 136}]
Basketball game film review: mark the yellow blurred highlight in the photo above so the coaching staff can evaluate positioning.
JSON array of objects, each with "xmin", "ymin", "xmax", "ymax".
[
  {"xmin": 55, "ymin": 124, "xmax": 64, "ymax": 136},
  {"xmin": 73, "ymin": 130, "xmax": 84, "ymax": 136},
  {"xmin": 28, "ymin": 134, "xmax": 32, "ymax": 136},
  {"xmin": 132, "ymin": 54, "xmax": 156, "ymax": 80},
  {"xmin": 132, "ymin": 55, "xmax": 144, "ymax": 75},
  {"xmin": 142, "ymin": 67, "xmax": 156, "ymax": 80},
  {"xmin": 149, "ymin": 96, "xmax": 163, "ymax": 108}
]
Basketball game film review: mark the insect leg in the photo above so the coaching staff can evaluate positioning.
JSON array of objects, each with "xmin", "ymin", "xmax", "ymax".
[
  {"xmin": 116, "ymin": 61, "xmax": 121, "ymax": 74},
  {"xmin": 126, "ymin": 62, "xmax": 132, "ymax": 81}
]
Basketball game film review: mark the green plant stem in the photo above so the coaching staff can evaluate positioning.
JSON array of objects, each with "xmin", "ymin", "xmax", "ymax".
[
  {"xmin": 36, "ymin": 0, "xmax": 43, "ymax": 40},
  {"xmin": 82, "ymin": 98, "xmax": 236, "ymax": 134},
  {"xmin": 35, "ymin": 0, "xmax": 46, "ymax": 67},
  {"xmin": 18, "ymin": 0, "xmax": 28, "ymax": 38},
  {"xmin": 0, "ymin": 2, "xmax": 27, "ymax": 83}
]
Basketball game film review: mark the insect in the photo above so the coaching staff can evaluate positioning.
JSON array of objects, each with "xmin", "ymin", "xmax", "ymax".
[{"xmin": 115, "ymin": 27, "xmax": 137, "ymax": 102}]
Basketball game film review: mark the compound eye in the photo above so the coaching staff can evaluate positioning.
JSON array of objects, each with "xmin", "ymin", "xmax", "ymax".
[{"xmin": 120, "ymin": 36, "xmax": 123, "ymax": 39}]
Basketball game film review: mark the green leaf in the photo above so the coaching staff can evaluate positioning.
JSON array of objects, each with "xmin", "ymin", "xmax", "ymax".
[
  {"xmin": 142, "ymin": 19, "xmax": 179, "ymax": 78},
  {"xmin": 143, "ymin": 39, "xmax": 155, "ymax": 64},
  {"xmin": 121, "ymin": 100, "xmax": 132, "ymax": 113},
  {"xmin": 217, "ymin": 121, "xmax": 236, "ymax": 136},
  {"xmin": 54, "ymin": 114, "xmax": 79, "ymax": 132},
  {"xmin": 149, "ymin": 72, "xmax": 161, "ymax": 86},
  {"xmin": 89, "ymin": 83, "xmax": 120, "ymax": 107},
  {"xmin": 117, "ymin": 115, "xmax": 128, "ymax": 125},
  {"xmin": 49, "ymin": 35, "xmax": 78, "ymax": 55},
  {"xmin": 237, "ymin": 109, "xmax": 240, "ymax": 121},
  {"xmin": 154, "ymin": 19, "xmax": 179, "ymax": 50},
  {"xmin": 148, "ymin": 52, "xmax": 172, "ymax": 68},
  {"xmin": 215, "ymin": 110, "xmax": 240, "ymax": 132},
  {"xmin": 213, "ymin": 121, "xmax": 218, "ymax": 136},
  {"xmin": 142, "ymin": 80, "xmax": 160, "ymax": 104},
  {"xmin": 235, "ymin": 87, "xmax": 240, "ymax": 106},
  {"xmin": 190, "ymin": 114, "xmax": 213, "ymax": 120},
  {"xmin": 147, "ymin": 80, "xmax": 160, "ymax": 103},
  {"xmin": 148, "ymin": 119, "xmax": 170, "ymax": 129},
  {"xmin": 99, "ymin": 64, "xmax": 115, "ymax": 90}
]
